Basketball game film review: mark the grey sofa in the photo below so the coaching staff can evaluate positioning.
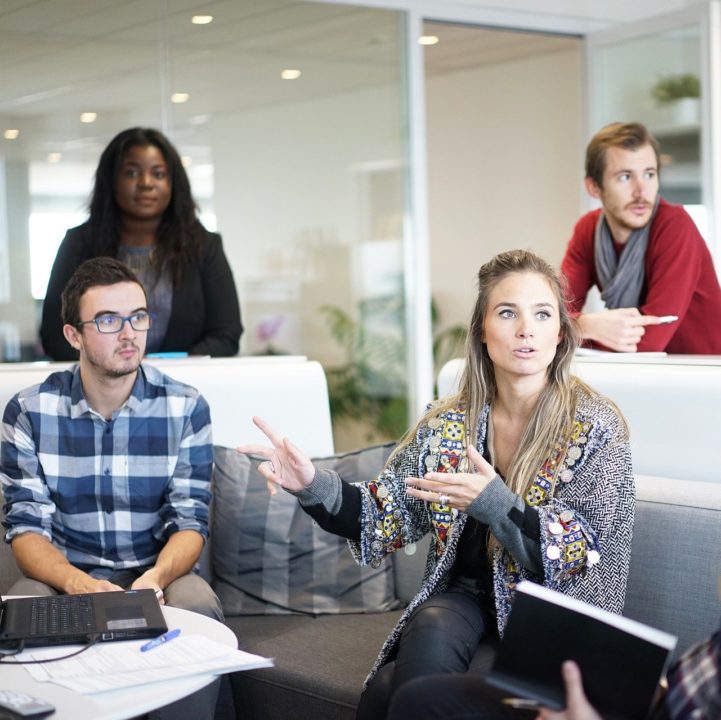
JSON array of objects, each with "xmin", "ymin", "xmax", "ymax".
[
  {"xmin": 2, "ymin": 465, "xmax": 720, "ymax": 720},
  {"xmin": 223, "ymin": 472, "xmax": 721, "ymax": 720}
]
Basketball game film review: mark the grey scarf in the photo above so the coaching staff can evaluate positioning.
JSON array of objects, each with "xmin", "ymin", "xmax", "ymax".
[{"xmin": 594, "ymin": 197, "xmax": 660, "ymax": 309}]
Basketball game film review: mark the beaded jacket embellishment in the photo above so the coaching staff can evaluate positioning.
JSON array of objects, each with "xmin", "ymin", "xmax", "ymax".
[
  {"xmin": 524, "ymin": 420, "xmax": 591, "ymax": 507},
  {"xmin": 523, "ymin": 419, "xmax": 600, "ymax": 578},
  {"xmin": 423, "ymin": 410, "xmax": 466, "ymax": 556}
]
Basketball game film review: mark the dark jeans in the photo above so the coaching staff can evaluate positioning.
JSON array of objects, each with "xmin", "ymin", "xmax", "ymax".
[{"xmin": 356, "ymin": 585, "xmax": 496, "ymax": 720}]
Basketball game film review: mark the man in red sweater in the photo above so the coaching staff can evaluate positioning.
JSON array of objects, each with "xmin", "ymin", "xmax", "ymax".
[{"xmin": 561, "ymin": 122, "xmax": 721, "ymax": 353}]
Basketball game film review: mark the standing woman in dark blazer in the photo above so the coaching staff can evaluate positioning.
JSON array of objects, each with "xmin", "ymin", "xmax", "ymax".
[{"xmin": 40, "ymin": 127, "xmax": 242, "ymax": 360}]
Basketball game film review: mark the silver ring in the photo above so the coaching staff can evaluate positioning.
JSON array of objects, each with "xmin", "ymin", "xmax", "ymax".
[{"xmin": 438, "ymin": 493, "xmax": 450, "ymax": 505}]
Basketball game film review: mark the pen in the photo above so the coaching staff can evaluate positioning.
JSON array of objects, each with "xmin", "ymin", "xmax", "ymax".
[{"xmin": 140, "ymin": 628, "xmax": 181, "ymax": 652}]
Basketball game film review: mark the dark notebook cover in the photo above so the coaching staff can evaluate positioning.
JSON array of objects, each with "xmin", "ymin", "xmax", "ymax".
[{"xmin": 487, "ymin": 582, "xmax": 677, "ymax": 720}]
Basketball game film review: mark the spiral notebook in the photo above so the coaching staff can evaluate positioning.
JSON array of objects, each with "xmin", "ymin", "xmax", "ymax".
[{"xmin": 486, "ymin": 582, "xmax": 677, "ymax": 720}]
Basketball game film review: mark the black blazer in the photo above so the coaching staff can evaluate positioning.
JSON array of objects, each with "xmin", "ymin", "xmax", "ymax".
[{"xmin": 40, "ymin": 223, "xmax": 243, "ymax": 360}]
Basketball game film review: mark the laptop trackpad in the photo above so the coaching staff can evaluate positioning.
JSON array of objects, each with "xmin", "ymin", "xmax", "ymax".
[{"xmin": 105, "ymin": 604, "xmax": 148, "ymax": 630}]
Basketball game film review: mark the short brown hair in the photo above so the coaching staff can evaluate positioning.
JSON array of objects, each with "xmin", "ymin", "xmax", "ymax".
[
  {"xmin": 585, "ymin": 122, "xmax": 660, "ymax": 188},
  {"xmin": 61, "ymin": 257, "xmax": 145, "ymax": 327}
]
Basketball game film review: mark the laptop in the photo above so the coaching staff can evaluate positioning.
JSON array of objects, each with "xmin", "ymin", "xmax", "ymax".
[{"xmin": 0, "ymin": 589, "xmax": 167, "ymax": 649}]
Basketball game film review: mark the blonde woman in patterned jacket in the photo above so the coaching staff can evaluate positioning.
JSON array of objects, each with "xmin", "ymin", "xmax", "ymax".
[{"xmin": 241, "ymin": 249, "xmax": 635, "ymax": 720}]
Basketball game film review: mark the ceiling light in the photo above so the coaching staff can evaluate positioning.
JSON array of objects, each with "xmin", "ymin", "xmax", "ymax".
[
  {"xmin": 192, "ymin": 15, "xmax": 213, "ymax": 25},
  {"xmin": 3, "ymin": 129, "xmax": 20, "ymax": 140},
  {"xmin": 80, "ymin": 112, "xmax": 97, "ymax": 123},
  {"xmin": 419, "ymin": 35, "xmax": 439, "ymax": 46},
  {"xmin": 181, "ymin": 156, "xmax": 192, "ymax": 167},
  {"xmin": 47, "ymin": 153, "xmax": 61, "ymax": 163},
  {"xmin": 281, "ymin": 69, "xmax": 302, "ymax": 80},
  {"xmin": 171, "ymin": 93, "xmax": 190, "ymax": 104}
]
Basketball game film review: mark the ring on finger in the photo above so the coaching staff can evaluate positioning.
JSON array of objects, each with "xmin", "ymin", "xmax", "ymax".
[{"xmin": 438, "ymin": 492, "xmax": 450, "ymax": 505}]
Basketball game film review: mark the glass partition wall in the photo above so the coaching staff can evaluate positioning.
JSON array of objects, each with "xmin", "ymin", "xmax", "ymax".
[
  {"xmin": 586, "ymin": 5, "xmax": 717, "ymax": 256},
  {"xmin": 0, "ymin": 0, "xmax": 411, "ymax": 449}
]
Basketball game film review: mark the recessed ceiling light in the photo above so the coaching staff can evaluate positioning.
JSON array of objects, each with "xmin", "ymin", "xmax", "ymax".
[
  {"xmin": 192, "ymin": 15, "xmax": 213, "ymax": 25},
  {"xmin": 3, "ymin": 129, "xmax": 20, "ymax": 140},
  {"xmin": 419, "ymin": 35, "xmax": 439, "ymax": 46},
  {"xmin": 47, "ymin": 153, "xmax": 61, "ymax": 163},
  {"xmin": 80, "ymin": 112, "xmax": 97, "ymax": 123},
  {"xmin": 181, "ymin": 156, "xmax": 192, "ymax": 167},
  {"xmin": 171, "ymin": 93, "xmax": 190, "ymax": 104},
  {"xmin": 281, "ymin": 69, "xmax": 302, "ymax": 80}
]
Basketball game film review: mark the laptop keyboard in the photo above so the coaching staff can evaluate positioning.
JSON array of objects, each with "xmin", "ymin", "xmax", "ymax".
[{"xmin": 29, "ymin": 595, "xmax": 95, "ymax": 636}]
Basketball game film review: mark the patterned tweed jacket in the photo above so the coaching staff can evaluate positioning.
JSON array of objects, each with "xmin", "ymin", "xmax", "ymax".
[{"xmin": 347, "ymin": 386, "xmax": 635, "ymax": 685}]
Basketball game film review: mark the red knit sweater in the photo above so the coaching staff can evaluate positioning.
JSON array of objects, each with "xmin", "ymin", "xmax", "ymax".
[{"xmin": 561, "ymin": 198, "xmax": 721, "ymax": 353}]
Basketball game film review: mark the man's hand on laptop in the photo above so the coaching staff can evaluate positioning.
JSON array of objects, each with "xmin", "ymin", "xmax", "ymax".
[
  {"xmin": 131, "ymin": 574, "xmax": 165, "ymax": 604},
  {"xmin": 65, "ymin": 573, "xmax": 123, "ymax": 595}
]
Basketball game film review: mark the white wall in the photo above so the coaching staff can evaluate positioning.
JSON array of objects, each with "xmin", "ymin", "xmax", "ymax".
[{"xmin": 426, "ymin": 46, "xmax": 584, "ymax": 332}]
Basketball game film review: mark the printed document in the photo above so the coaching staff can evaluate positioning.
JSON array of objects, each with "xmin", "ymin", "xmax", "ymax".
[{"xmin": 21, "ymin": 634, "xmax": 273, "ymax": 694}]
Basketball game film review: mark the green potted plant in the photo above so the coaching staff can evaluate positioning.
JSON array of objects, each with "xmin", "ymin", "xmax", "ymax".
[
  {"xmin": 650, "ymin": 73, "xmax": 700, "ymax": 126},
  {"xmin": 650, "ymin": 73, "xmax": 700, "ymax": 105}
]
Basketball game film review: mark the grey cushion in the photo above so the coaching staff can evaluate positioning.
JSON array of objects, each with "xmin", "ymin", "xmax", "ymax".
[
  {"xmin": 211, "ymin": 443, "xmax": 399, "ymax": 616},
  {"xmin": 624, "ymin": 475, "xmax": 721, "ymax": 658}
]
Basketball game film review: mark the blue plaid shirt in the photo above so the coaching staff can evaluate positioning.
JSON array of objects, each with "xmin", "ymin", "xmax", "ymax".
[{"xmin": 1, "ymin": 363, "xmax": 213, "ymax": 578}]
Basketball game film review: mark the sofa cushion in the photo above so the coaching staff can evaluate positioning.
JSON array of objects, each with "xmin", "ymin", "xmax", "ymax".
[
  {"xmin": 211, "ymin": 443, "xmax": 399, "ymax": 615},
  {"xmin": 624, "ymin": 475, "xmax": 721, "ymax": 658}
]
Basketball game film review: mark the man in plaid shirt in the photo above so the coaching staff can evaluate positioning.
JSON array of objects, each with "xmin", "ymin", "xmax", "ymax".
[{"xmin": 1, "ymin": 257, "xmax": 222, "ymax": 718}]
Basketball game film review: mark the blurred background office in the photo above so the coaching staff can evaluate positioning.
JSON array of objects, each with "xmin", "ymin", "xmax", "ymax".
[{"xmin": 0, "ymin": 0, "xmax": 717, "ymax": 448}]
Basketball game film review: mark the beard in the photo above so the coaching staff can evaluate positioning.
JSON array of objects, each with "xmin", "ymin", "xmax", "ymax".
[{"xmin": 83, "ymin": 342, "xmax": 143, "ymax": 379}]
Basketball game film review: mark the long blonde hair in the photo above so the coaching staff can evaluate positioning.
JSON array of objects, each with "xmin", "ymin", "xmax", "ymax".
[{"xmin": 396, "ymin": 250, "xmax": 596, "ymax": 544}]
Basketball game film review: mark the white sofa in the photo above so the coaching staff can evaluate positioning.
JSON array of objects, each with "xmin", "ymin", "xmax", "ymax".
[
  {"xmin": 437, "ymin": 354, "xmax": 721, "ymax": 483},
  {"xmin": 0, "ymin": 356, "xmax": 334, "ymax": 457}
]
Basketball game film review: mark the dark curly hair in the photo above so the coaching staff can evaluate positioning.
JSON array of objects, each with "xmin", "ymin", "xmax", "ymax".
[{"xmin": 88, "ymin": 127, "xmax": 204, "ymax": 284}]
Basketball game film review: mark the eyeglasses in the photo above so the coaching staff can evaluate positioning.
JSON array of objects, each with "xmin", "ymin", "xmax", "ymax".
[{"xmin": 77, "ymin": 311, "xmax": 154, "ymax": 334}]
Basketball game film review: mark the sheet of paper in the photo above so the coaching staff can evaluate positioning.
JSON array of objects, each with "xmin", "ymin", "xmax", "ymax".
[{"xmin": 21, "ymin": 635, "xmax": 273, "ymax": 694}]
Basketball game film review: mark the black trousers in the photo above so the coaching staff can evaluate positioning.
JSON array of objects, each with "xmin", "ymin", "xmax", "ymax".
[
  {"xmin": 356, "ymin": 584, "xmax": 496, "ymax": 720},
  {"xmin": 385, "ymin": 673, "xmax": 537, "ymax": 720}
]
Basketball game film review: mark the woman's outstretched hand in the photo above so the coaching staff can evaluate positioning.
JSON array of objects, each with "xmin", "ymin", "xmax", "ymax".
[
  {"xmin": 404, "ymin": 444, "xmax": 496, "ymax": 512},
  {"xmin": 237, "ymin": 416, "xmax": 316, "ymax": 495}
]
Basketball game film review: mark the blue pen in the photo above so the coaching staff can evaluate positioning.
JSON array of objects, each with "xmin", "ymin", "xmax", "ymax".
[{"xmin": 140, "ymin": 628, "xmax": 181, "ymax": 652}]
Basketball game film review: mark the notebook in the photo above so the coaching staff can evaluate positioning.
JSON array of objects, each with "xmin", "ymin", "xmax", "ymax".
[
  {"xmin": 0, "ymin": 589, "xmax": 167, "ymax": 649},
  {"xmin": 486, "ymin": 581, "xmax": 677, "ymax": 720}
]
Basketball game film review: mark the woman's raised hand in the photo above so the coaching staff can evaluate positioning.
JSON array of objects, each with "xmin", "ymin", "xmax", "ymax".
[
  {"xmin": 404, "ymin": 444, "xmax": 496, "ymax": 512},
  {"xmin": 237, "ymin": 416, "xmax": 316, "ymax": 495}
]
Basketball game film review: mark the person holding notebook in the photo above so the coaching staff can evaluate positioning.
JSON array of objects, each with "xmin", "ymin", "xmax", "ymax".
[
  {"xmin": 241, "ymin": 249, "xmax": 635, "ymax": 719},
  {"xmin": 0, "ymin": 257, "xmax": 222, "ymax": 720}
]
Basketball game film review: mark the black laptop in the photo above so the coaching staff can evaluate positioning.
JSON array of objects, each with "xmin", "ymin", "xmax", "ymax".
[{"xmin": 0, "ymin": 589, "xmax": 167, "ymax": 648}]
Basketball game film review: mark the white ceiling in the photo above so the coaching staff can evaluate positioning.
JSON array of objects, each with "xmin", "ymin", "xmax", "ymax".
[{"xmin": 0, "ymin": 0, "xmax": 705, "ymax": 168}]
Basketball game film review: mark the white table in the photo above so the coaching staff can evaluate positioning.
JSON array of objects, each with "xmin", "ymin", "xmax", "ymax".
[{"xmin": 2, "ymin": 605, "xmax": 238, "ymax": 719}]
